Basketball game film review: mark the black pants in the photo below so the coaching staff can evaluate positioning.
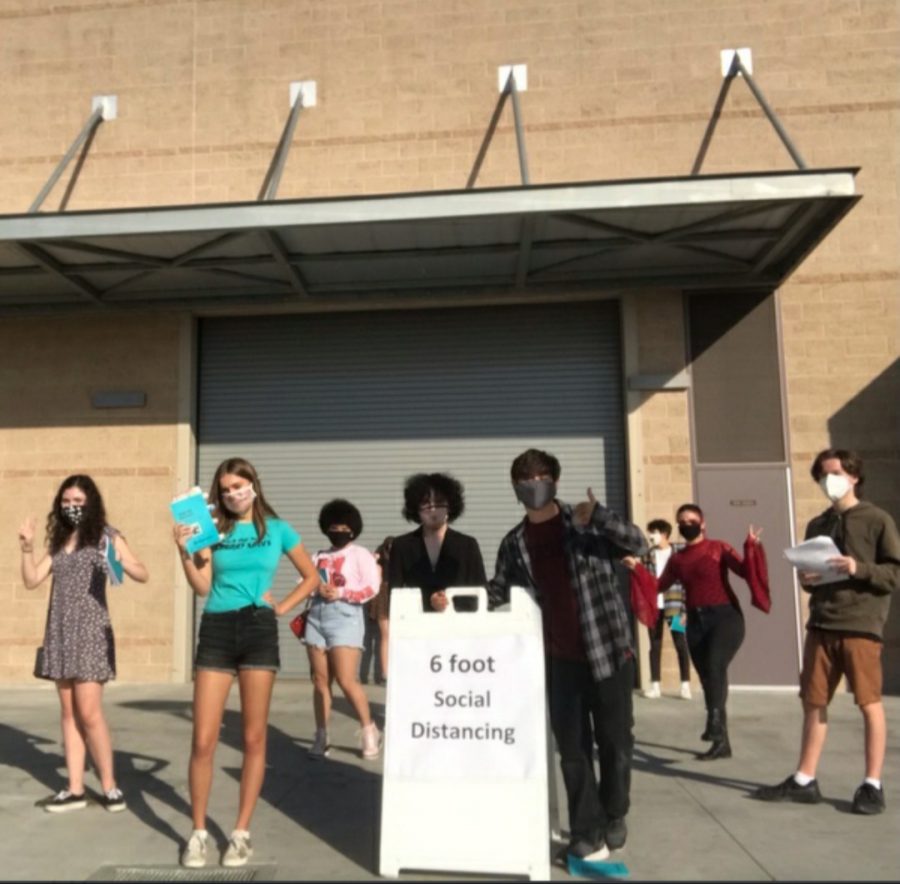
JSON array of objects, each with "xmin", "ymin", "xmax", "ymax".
[
  {"xmin": 648, "ymin": 616, "xmax": 691, "ymax": 682},
  {"xmin": 548, "ymin": 657, "xmax": 634, "ymax": 846},
  {"xmin": 686, "ymin": 605, "xmax": 745, "ymax": 712}
]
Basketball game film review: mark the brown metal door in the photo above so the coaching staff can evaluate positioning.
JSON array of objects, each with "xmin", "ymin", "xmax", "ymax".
[{"xmin": 695, "ymin": 465, "xmax": 802, "ymax": 687}]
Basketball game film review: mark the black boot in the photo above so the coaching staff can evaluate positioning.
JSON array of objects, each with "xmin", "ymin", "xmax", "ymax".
[
  {"xmin": 697, "ymin": 709, "xmax": 731, "ymax": 760},
  {"xmin": 700, "ymin": 709, "xmax": 713, "ymax": 742}
]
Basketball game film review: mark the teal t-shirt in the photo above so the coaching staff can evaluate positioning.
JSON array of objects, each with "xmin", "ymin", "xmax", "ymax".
[{"xmin": 205, "ymin": 518, "xmax": 301, "ymax": 613}]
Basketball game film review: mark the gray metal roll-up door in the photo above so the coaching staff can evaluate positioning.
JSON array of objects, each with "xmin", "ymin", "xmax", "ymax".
[{"xmin": 196, "ymin": 300, "xmax": 626, "ymax": 677}]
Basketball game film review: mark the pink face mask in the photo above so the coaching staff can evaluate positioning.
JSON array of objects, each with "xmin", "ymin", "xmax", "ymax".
[{"xmin": 223, "ymin": 485, "xmax": 256, "ymax": 515}]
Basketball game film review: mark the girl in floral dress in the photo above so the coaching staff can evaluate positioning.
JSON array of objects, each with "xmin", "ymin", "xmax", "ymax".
[{"xmin": 19, "ymin": 474, "xmax": 148, "ymax": 813}]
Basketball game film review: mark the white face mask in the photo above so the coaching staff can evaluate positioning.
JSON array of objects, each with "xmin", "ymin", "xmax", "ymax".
[
  {"xmin": 648, "ymin": 532, "xmax": 663, "ymax": 547},
  {"xmin": 820, "ymin": 473, "xmax": 852, "ymax": 503},
  {"xmin": 223, "ymin": 485, "xmax": 256, "ymax": 515}
]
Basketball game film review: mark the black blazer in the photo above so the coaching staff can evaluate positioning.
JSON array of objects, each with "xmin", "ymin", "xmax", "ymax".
[{"xmin": 387, "ymin": 526, "xmax": 487, "ymax": 611}]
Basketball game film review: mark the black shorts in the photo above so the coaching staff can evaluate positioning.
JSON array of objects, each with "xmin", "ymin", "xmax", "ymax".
[{"xmin": 195, "ymin": 604, "xmax": 280, "ymax": 675}]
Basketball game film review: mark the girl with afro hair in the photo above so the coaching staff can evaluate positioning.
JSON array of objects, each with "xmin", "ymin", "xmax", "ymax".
[
  {"xmin": 304, "ymin": 498, "xmax": 382, "ymax": 760},
  {"xmin": 388, "ymin": 472, "xmax": 486, "ymax": 613}
]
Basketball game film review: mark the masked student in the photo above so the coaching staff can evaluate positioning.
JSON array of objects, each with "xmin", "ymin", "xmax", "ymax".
[
  {"xmin": 624, "ymin": 505, "xmax": 769, "ymax": 761},
  {"xmin": 488, "ymin": 448, "xmax": 647, "ymax": 864},
  {"xmin": 388, "ymin": 472, "xmax": 486, "ymax": 613},
  {"xmin": 639, "ymin": 519, "xmax": 692, "ymax": 700},
  {"xmin": 754, "ymin": 449, "xmax": 900, "ymax": 815},
  {"xmin": 304, "ymin": 498, "xmax": 382, "ymax": 761},
  {"xmin": 174, "ymin": 457, "xmax": 319, "ymax": 869},
  {"xmin": 20, "ymin": 474, "xmax": 149, "ymax": 815}
]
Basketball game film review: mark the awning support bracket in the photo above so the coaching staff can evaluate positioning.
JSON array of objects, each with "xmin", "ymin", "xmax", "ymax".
[
  {"xmin": 29, "ymin": 98, "xmax": 115, "ymax": 213},
  {"xmin": 259, "ymin": 229, "xmax": 310, "ymax": 296},
  {"xmin": 466, "ymin": 66, "xmax": 530, "ymax": 189},
  {"xmin": 691, "ymin": 50, "xmax": 807, "ymax": 176},
  {"xmin": 258, "ymin": 82, "xmax": 316, "ymax": 201},
  {"xmin": 16, "ymin": 241, "xmax": 103, "ymax": 303}
]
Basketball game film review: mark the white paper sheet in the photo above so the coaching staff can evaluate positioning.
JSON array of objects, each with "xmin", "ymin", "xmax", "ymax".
[{"xmin": 783, "ymin": 535, "xmax": 845, "ymax": 585}]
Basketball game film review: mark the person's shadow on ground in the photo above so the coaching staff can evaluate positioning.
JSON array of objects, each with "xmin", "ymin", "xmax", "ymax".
[
  {"xmin": 0, "ymin": 722, "xmax": 68, "ymax": 799},
  {"xmin": 0, "ymin": 721, "xmax": 205, "ymax": 845},
  {"xmin": 632, "ymin": 739, "xmax": 762, "ymax": 793},
  {"xmin": 632, "ymin": 738, "xmax": 855, "ymax": 812},
  {"xmin": 124, "ymin": 698, "xmax": 382, "ymax": 874},
  {"xmin": 109, "ymin": 747, "xmax": 223, "ymax": 848}
]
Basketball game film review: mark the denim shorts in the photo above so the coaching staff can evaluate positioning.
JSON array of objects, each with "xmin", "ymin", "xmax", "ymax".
[
  {"xmin": 304, "ymin": 598, "xmax": 365, "ymax": 650},
  {"xmin": 195, "ymin": 604, "xmax": 280, "ymax": 674}
]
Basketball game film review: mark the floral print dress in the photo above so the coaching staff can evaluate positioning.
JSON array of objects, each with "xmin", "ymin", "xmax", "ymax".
[{"xmin": 37, "ymin": 530, "xmax": 118, "ymax": 682}]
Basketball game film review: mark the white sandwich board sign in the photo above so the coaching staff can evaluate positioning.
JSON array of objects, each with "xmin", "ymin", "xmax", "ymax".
[{"xmin": 379, "ymin": 586, "xmax": 550, "ymax": 880}]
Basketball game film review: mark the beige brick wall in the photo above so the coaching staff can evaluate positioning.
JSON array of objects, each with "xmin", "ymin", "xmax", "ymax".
[
  {"xmin": 631, "ymin": 291, "xmax": 697, "ymax": 690},
  {"xmin": 0, "ymin": 0, "xmax": 896, "ymax": 683},
  {"xmin": 1, "ymin": 0, "xmax": 897, "ymax": 208},
  {"xmin": 0, "ymin": 313, "xmax": 183, "ymax": 683}
]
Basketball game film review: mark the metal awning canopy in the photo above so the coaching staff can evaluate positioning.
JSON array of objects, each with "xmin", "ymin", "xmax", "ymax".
[{"xmin": 0, "ymin": 168, "xmax": 858, "ymax": 313}]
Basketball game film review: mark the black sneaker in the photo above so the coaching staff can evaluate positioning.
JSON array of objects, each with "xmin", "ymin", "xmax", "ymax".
[
  {"xmin": 605, "ymin": 817, "xmax": 627, "ymax": 850},
  {"xmin": 99, "ymin": 788, "xmax": 127, "ymax": 813},
  {"xmin": 753, "ymin": 775, "xmax": 822, "ymax": 804},
  {"xmin": 41, "ymin": 789, "xmax": 88, "ymax": 813},
  {"xmin": 852, "ymin": 782, "xmax": 885, "ymax": 815}
]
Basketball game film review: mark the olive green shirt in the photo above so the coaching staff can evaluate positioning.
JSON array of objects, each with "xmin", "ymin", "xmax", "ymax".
[{"xmin": 803, "ymin": 500, "xmax": 900, "ymax": 640}]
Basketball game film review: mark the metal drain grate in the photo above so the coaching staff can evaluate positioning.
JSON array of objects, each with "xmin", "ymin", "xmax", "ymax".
[{"xmin": 88, "ymin": 865, "xmax": 276, "ymax": 882}]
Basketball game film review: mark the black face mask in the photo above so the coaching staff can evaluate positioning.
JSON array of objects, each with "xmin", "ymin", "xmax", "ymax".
[
  {"xmin": 327, "ymin": 530, "xmax": 353, "ymax": 549},
  {"xmin": 61, "ymin": 504, "xmax": 86, "ymax": 526},
  {"xmin": 678, "ymin": 522, "xmax": 702, "ymax": 542}
]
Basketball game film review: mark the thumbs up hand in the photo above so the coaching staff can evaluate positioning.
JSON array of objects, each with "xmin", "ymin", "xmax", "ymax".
[{"xmin": 573, "ymin": 487, "xmax": 599, "ymax": 527}]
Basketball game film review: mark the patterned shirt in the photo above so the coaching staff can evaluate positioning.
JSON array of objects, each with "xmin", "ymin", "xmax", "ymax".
[
  {"xmin": 488, "ymin": 501, "xmax": 647, "ymax": 683},
  {"xmin": 315, "ymin": 543, "xmax": 381, "ymax": 605}
]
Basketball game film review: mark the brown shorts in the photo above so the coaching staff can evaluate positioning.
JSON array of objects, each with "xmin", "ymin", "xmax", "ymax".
[{"xmin": 799, "ymin": 628, "xmax": 882, "ymax": 707}]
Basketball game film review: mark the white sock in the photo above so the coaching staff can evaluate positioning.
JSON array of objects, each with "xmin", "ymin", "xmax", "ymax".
[
  {"xmin": 192, "ymin": 829, "xmax": 208, "ymax": 839},
  {"xmin": 583, "ymin": 844, "xmax": 610, "ymax": 862},
  {"xmin": 864, "ymin": 777, "xmax": 882, "ymax": 790},
  {"xmin": 232, "ymin": 829, "xmax": 250, "ymax": 837},
  {"xmin": 793, "ymin": 771, "xmax": 814, "ymax": 786}
]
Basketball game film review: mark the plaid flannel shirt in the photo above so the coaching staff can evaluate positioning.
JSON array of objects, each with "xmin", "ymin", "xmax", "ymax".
[{"xmin": 488, "ymin": 501, "xmax": 648, "ymax": 683}]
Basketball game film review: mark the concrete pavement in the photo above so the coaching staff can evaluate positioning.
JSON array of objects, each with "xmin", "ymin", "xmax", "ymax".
[{"xmin": 0, "ymin": 681, "xmax": 897, "ymax": 881}]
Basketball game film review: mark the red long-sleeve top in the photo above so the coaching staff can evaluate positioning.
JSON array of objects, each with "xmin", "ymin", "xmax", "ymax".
[{"xmin": 657, "ymin": 539, "xmax": 749, "ymax": 610}]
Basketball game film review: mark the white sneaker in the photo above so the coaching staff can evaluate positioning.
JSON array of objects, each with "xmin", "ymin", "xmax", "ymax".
[
  {"xmin": 309, "ymin": 728, "xmax": 330, "ymax": 759},
  {"xmin": 180, "ymin": 830, "xmax": 208, "ymax": 868},
  {"xmin": 641, "ymin": 682, "xmax": 661, "ymax": 699},
  {"xmin": 360, "ymin": 722, "xmax": 382, "ymax": 759},
  {"xmin": 583, "ymin": 844, "xmax": 611, "ymax": 862},
  {"xmin": 679, "ymin": 681, "xmax": 693, "ymax": 700},
  {"xmin": 222, "ymin": 830, "xmax": 253, "ymax": 867}
]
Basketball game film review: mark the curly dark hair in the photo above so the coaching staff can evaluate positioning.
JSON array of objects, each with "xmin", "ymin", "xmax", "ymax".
[
  {"xmin": 402, "ymin": 473, "xmax": 465, "ymax": 523},
  {"xmin": 208, "ymin": 457, "xmax": 279, "ymax": 541},
  {"xmin": 46, "ymin": 474, "xmax": 107, "ymax": 555},
  {"xmin": 318, "ymin": 498, "xmax": 363, "ymax": 538}
]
